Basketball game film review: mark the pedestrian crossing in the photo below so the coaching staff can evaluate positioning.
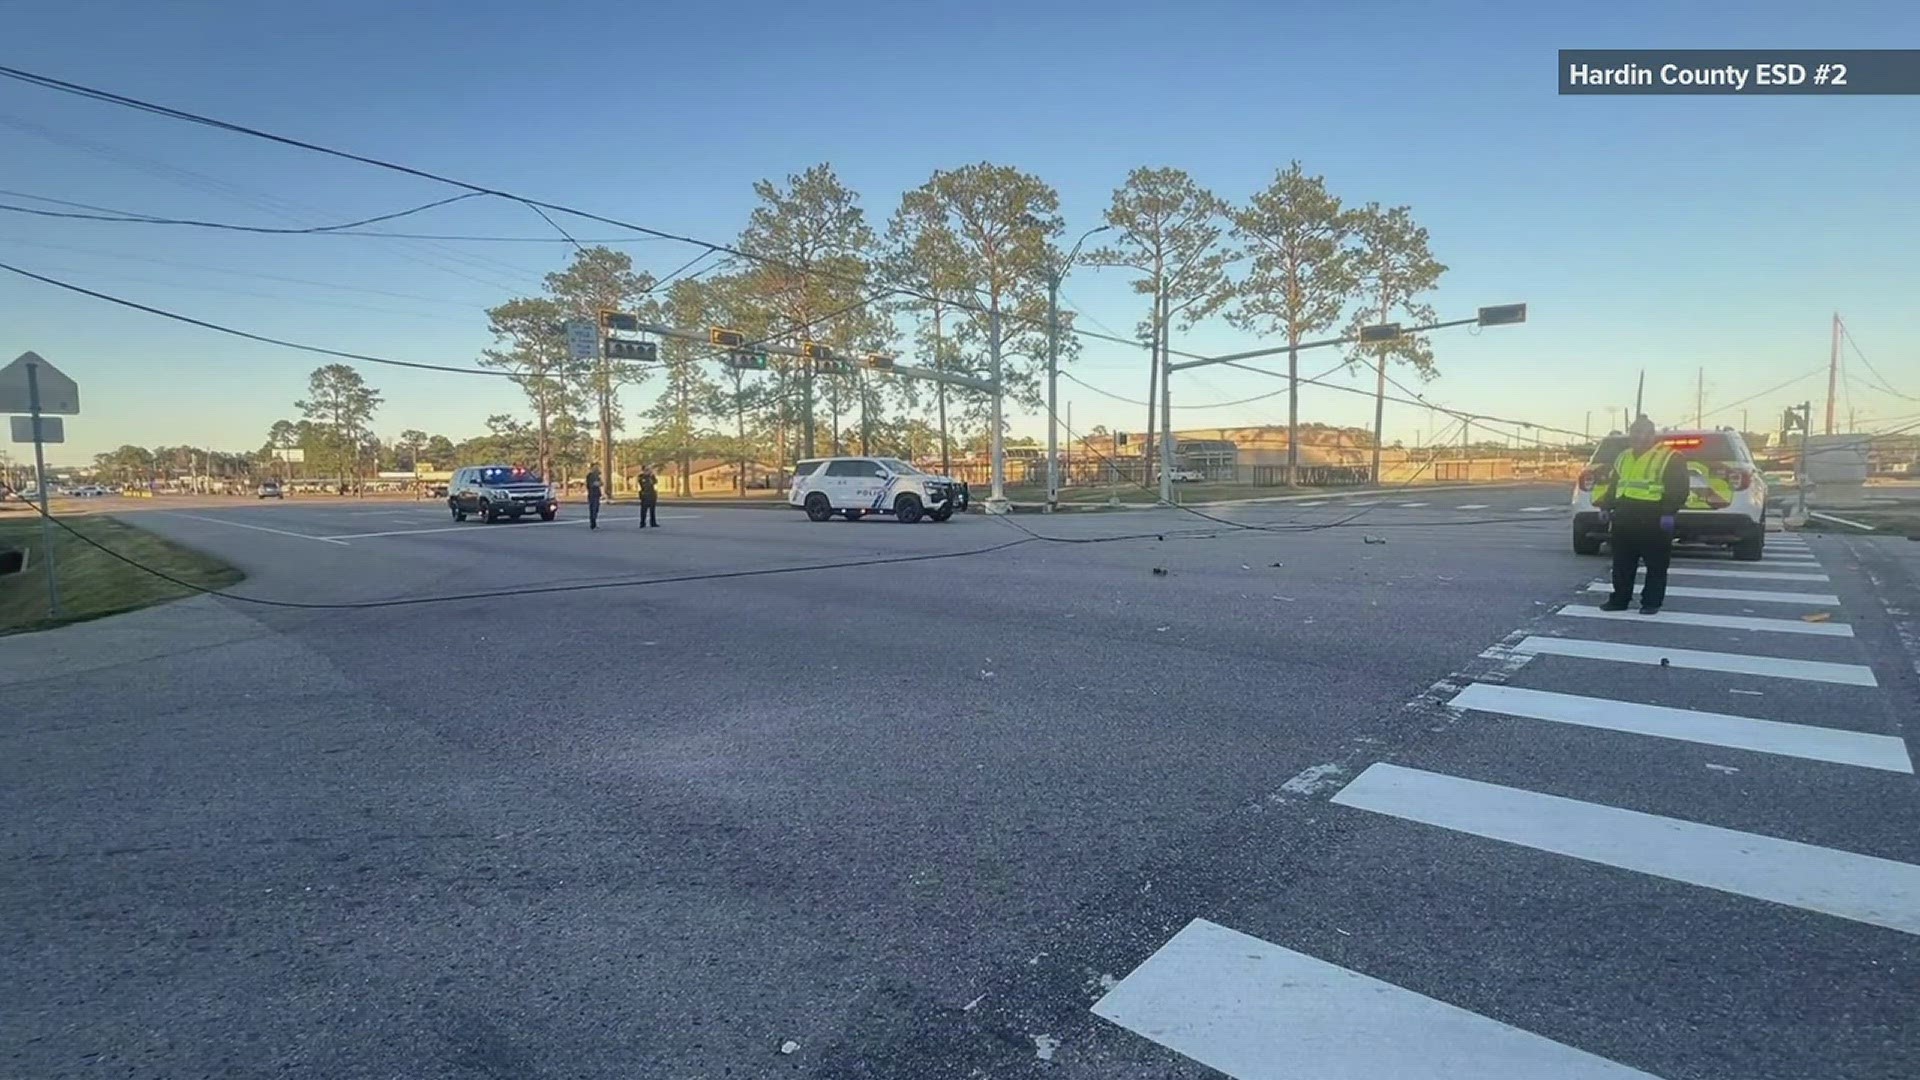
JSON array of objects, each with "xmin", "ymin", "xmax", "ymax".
[{"xmin": 1094, "ymin": 533, "xmax": 1917, "ymax": 1077}]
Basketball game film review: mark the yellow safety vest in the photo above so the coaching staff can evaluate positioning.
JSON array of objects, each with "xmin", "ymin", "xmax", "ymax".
[{"xmin": 1610, "ymin": 446, "xmax": 1673, "ymax": 504}]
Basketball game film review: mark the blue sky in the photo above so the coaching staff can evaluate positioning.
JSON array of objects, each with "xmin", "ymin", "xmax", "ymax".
[{"xmin": 4, "ymin": 0, "xmax": 1919, "ymax": 465}]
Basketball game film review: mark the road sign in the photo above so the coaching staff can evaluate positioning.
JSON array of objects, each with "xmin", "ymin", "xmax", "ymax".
[
  {"xmin": 864, "ymin": 354, "xmax": 895, "ymax": 370},
  {"xmin": 599, "ymin": 310, "xmax": 640, "ymax": 333},
  {"xmin": 710, "ymin": 327, "xmax": 746, "ymax": 348},
  {"xmin": 0, "ymin": 352, "xmax": 79, "ymax": 415},
  {"xmin": 565, "ymin": 320, "xmax": 599, "ymax": 362},
  {"xmin": 274, "ymin": 447, "xmax": 307, "ymax": 463},
  {"xmin": 1477, "ymin": 303, "xmax": 1527, "ymax": 326},
  {"xmin": 1358, "ymin": 323, "xmax": 1403, "ymax": 344},
  {"xmin": 11, "ymin": 416, "xmax": 63, "ymax": 443}
]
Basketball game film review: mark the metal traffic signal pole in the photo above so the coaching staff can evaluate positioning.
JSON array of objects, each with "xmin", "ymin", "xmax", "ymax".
[{"xmin": 27, "ymin": 361, "xmax": 59, "ymax": 617}]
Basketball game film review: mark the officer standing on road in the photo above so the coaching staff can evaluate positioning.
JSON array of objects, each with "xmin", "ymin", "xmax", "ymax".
[
  {"xmin": 585, "ymin": 466, "xmax": 603, "ymax": 530},
  {"xmin": 1594, "ymin": 414, "xmax": 1691, "ymax": 615},
  {"xmin": 638, "ymin": 465, "xmax": 659, "ymax": 529}
]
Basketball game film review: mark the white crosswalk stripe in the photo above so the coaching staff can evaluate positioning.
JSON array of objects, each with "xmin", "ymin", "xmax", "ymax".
[
  {"xmin": 1456, "ymin": 503, "xmax": 1490, "ymax": 510},
  {"xmin": 1662, "ymin": 566, "xmax": 1829, "ymax": 582},
  {"xmin": 1398, "ymin": 502, "xmax": 1429, "ymax": 507},
  {"xmin": 1092, "ymin": 919, "xmax": 1660, "ymax": 1080},
  {"xmin": 1332, "ymin": 764, "xmax": 1920, "ymax": 936},
  {"xmin": 1556, "ymin": 603, "xmax": 1853, "ymax": 637},
  {"xmin": 1519, "ymin": 505, "xmax": 1560, "ymax": 512},
  {"xmin": 1097, "ymin": 519, "xmax": 1908, "ymax": 1077},
  {"xmin": 1511, "ymin": 635, "xmax": 1877, "ymax": 685},
  {"xmin": 1449, "ymin": 683, "xmax": 1910, "ymax": 771},
  {"xmin": 1585, "ymin": 582, "xmax": 1839, "ymax": 605}
]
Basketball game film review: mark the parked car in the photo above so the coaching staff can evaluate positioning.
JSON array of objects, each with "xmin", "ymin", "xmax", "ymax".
[
  {"xmin": 258, "ymin": 480, "xmax": 284, "ymax": 499},
  {"xmin": 788, "ymin": 456, "xmax": 968, "ymax": 522},
  {"xmin": 449, "ymin": 465, "xmax": 558, "ymax": 523},
  {"xmin": 1168, "ymin": 468, "xmax": 1206, "ymax": 483},
  {"xmin": 1571, "ymin": 427, "xmax": 1769, "ymax": 560}
]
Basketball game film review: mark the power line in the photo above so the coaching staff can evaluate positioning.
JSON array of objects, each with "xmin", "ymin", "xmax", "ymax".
[
  {"xmin": 1839, "ymin": 323, "xmax": 1919, "ymax": 402},
  {"xmin": 1697, "ymin": 365, "xmax": 1828, "ymax": 422},
  {"xmin": 0, "ymin": 191, "xmax": 486, "ymax": 234},
  {"xmin": 0, "ymin": 64, "xmax": 1177, "ymax": 361}
]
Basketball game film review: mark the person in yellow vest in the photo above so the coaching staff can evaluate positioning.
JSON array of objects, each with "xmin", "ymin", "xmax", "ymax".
[{"xmin": 1593, "ymin": 415, "xmax": 1692, "ymax": 614}]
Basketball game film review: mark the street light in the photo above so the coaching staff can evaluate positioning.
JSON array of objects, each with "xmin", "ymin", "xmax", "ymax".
[{"xmin": 1047, "ymin": 224, "xmax": 1112, "ymax": 512}]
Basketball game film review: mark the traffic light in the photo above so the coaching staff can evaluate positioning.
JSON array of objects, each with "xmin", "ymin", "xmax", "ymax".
[
  {"xmin": 600, "ymin": 310, "xmax": 640, "ymax": 332},
  {"xmin": 1477, "ymin": 303, "xmax": 1527, "ymax": 326},
  {"xmin": 801, "ymin": 341, "xmax": 835, "ymax": 361},
  {"xmin": 1783, "ymin": 407, "xmax": 1806, "ymax": 432},
  {"xmin": 1116, "ymin": 432, "xmax": 1129, "ymax": 446},
  {"xmin": 864, "ymin": 354, "xmax": 895, "ymax": 370},
  {"xmin": 710, "ymin": 327, "xmax": 745, "ymax": 348},
  {"xmin": 815, "ymin": 359, "xmax": 852, "ymax": 375},
  {"xmin": 726, "ymin": 350, "xmax": 770, "ymax": 371},
  {"xmin": 605, "ymin": 339, "xmax": 658, "ymax": 362}
]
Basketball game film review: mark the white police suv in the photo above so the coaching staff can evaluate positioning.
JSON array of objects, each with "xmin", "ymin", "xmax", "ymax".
[
  {"xmin": 1570, "ymin": 427, "xmax": 1770, "ymax": 560},
  {"xmin": 789, "ymin": 456, "xmax": 969, "ymax": 523}
]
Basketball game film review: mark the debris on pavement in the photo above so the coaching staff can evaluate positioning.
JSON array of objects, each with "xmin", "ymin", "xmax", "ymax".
[
  {"xmin": 1801, "ymin": 612, "xmax": 1832, "ymax": 623},
  {"xmin": 1033, "ymin": 1035, "xmax": 1059, "ymax": 1061},
  {"xmin": 1362, "ymin": 535, "xmax": 1387, "ymax": 545},
  {"xmin": 1704, "ymin": 763, "xmax": 1740, "ymax": 774},
  {"xmin": 1151, "ymin": 567, "xmax": 1168, "ymax": 576},
  {"xmin": 963, "ymin": 993, "xmax": 987, "ymax": 1012},
  {"xmin": 779, "ymin": 1041, "xmax": 799, "ymax": 1055}
]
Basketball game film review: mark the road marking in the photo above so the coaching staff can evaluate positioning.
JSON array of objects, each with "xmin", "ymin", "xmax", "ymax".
[
  {"xmin": 1092, "ymin": 918, "xmax": 1659, "ymax": 1080},
  {"xmin": 1449, "ymin": 683, "xmax": 1910, "ymax": 772},
  {"xmin": 1520, "ymin": 505, "xmax": 1560, "ymax": 512},
  {"xmin": 1456, "ymin": 503, "xmax": 1490, "ymax": 510},
  {"xmin": 167, "ymin": 512, "xmax": 350, "ymax": 545},
  {"xmin": 1662, "ymin": 567, "xmax": 1830, "ymax": 582},
  {"xmin": 1333, "ymin": 764, "xmax": 1920, "ymax": 936},
  {"xmin": 1585, "ymin": 582, "xmax": 1839, "ymax": 606},
  {"xmin": 1294, "ymin": 501, "xmax": 1327, "ymax": 507},
  {"xmin": 1557, "ymin": 604, "xmax": 1854, "ymax": 637},
  {"xmin": 1512, "ymin": 635, "xmax": 1876, "ymax": 685},
  {"xmin": 1398, "ymin": 502, "xmax": 1430, "ymax": 508}
]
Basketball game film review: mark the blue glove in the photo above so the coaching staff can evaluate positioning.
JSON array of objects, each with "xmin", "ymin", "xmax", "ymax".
[{"xmin": 1659, "ymin": 515, "xmax": 1676, "ymax": 534}]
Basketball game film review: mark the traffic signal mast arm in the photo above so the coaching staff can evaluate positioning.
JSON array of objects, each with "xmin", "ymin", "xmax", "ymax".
[
  {"xmin": 1167, "ymin": 305, "xmax": 1525, "ymax": 372},
  {"xmin": 630, "ymin": 322, "xmax": 997, "ymax": 393}
]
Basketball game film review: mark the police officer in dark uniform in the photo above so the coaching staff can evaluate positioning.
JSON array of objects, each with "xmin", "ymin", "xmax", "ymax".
[
  {"xmin": 1594, "ymin": 415, "xmax": 1692, "ymax": 614},
  {"xmin": 638, "ymin": 466, "xmax": 659, "ymax": 529},
  {"xmin": 585, "ymin": 466, "xmax": 603, "ymax": 529}
]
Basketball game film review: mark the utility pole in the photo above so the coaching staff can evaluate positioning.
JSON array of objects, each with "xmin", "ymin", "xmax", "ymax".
[
  {"xmin": 1633, "ymin": 369, "xmax": 1645, "ymax": 422},
  {"xmin": 1826, "ymin": 312, "xmax": 1841, "ymax": 435},
  {"xmin": 1795, "ymin": 401, "xmax": 1812, "ymax": 519},
  {"xmin": 1045, "ymin": 268, "xmax": 1061, "ymax": 512},
  {"xmin": 1045, "ymin": 224, "xmax": 1110, "ymax": 512},
  {"xmin": 1584, "ymin": 411, "xmax": 1591, "ymax": 440},
  {"xmin": 1695, "ymin": 367, "xmax": 1704, "ymax": 428},
  {"xmin": 986, "ymin": 305, "xmax": 1008, "ymax": 513},
  {"xmin": 1370, "ymin": 336, "xmax": 1388, "ymax": 485},
  {"xmin": 1158, "ymin": 289, "xmax": 1174, "ymax": 504}
]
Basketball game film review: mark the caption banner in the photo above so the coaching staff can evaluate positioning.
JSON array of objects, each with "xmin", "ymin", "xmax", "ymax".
[{"xmin": 1559, "ymin": 50, "xmax": 1920, "ymax": 95}]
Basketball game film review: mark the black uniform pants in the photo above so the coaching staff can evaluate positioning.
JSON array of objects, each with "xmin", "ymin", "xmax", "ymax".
[
  {"xmin": 639, "ymin": 498, "xmax": 658, "ymax": 527},
  {"xmin": 587, "ymin": 494, "xmax": 600, "ymax": 528},
  {"xmin": 1610, "ymin": 523, "xmax": 1673, "ymax": 607}
]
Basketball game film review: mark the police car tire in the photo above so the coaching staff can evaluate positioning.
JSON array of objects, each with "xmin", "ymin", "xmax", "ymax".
[
  {"xmin": 895, "ymin": 494, "xmax": 924, "ymax": 524},
  {"xmin": 1572, "ymin": 528, "xmax": 1601, "ymax": 556},
  {"xmin": 451, "ymin": 502, "xmax": 466, "ymax": 522},
  {"xmin": 930, "ymin": 508, "xmax": 953, "ymax": 522},
  {"xmin": 482, "ymin": 505, "xmax": 498, "ymax": 524},
  {"xmin": 1732, "ymin": 532, "xmax": 1764, "ymax": 561},
  {"xmin": 805, "ymin": 493, "xmax": 834, "ymax": 522},
  {"xmin": 539, "ymin": 509, "xmax": 557, "ymax": 522}
]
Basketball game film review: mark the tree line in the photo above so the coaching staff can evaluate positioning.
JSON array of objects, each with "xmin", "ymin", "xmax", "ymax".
[
  {"xmin": 152, "ymin": 161, "xmax": 1442, "ymax": 496},
  {"xmin": 472, "ymin": 160, "xmax": 1446, "ymax": 494}
]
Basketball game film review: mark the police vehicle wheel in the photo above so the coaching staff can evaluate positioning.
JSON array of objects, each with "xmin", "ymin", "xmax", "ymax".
[
  {"xmin": 930, "ymin": 508, "xmax": 953, "ymax": 522},
  {"xmin": 1731, "ymin": 531, "xmax": 1764, "ymax": 561},
  {"xmin": 450, "ymin": 502, "xmax": 466, "ymax": 522},
  {"xmin": 481, "ymin": 505, "xmax": 498, "ymax": 524},
  {"xmin": 842, "ymin": 509, "xmax": 864, "ymax": 521},
  {"xmin": 805, "ymin": 493, "xmax": 834, "ymax": 522},
  {"xmin": 894, "ymin": 494, "xmax": 924, "ymax": 524},
  {"xmin": 1572, "ymin": 528, "xmax": 1601, "ymax": 556},
  {"xmin": 539, "ymin": 509, "xmax": 557, "ymax": 522}
]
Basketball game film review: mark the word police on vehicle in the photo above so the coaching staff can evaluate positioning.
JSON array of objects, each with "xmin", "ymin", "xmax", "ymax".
[{"xmin": 789, "ymin": 457, "xmax": 969, "ymax": 523}]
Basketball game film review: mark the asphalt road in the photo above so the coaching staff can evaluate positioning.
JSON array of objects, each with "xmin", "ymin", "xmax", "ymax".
[{"xmin": 3, "ymin": 484, "xmax": 1916, "ymax": 1079}]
